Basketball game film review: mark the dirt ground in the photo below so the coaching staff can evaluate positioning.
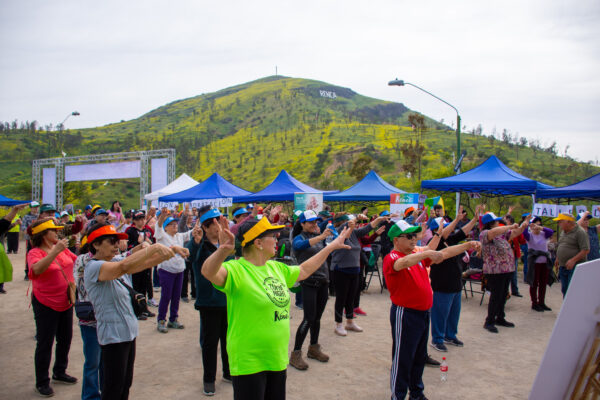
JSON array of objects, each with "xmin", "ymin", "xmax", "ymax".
[{"xmin": 0, "ymin": 244, "xmax": 558, "ymax": 400}]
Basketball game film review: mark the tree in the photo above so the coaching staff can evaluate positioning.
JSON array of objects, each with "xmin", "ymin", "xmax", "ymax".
[{"xmin": 349, "ymin": 155, "xmax": 373, "ymax": 181}]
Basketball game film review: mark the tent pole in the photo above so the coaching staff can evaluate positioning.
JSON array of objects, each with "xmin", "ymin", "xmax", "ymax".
[{"xmin": 455, "ymin": 192, "xmax": 460, "ymax": 217}]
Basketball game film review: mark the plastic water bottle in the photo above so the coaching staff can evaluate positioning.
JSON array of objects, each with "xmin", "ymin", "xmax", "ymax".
[
  {"xmin": 327, "ymin": 223, "xmax": 338, "ymax": 238},
  {"xmin": 440, "ymin": 357, "xmax": 448, "ymax": 382}
]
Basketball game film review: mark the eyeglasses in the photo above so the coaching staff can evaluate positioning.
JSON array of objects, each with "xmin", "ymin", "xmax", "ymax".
[{"xmin": 398, "ymin": 233, "xmax": 417, "ymax": 240}]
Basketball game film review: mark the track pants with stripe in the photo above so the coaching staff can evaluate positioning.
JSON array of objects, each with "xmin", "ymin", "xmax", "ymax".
[{"xmin": 390, "ymin": 304, "xmax": 429, "ymax": 400}]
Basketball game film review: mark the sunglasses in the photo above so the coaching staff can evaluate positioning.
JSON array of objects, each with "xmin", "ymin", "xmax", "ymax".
[{"xmin": 398, "ymin": 233, "xmax": 418, "ymax": 240}]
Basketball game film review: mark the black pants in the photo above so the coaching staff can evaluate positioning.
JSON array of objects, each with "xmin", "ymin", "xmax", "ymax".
[
  {"xmin": 101, "ymin": 339, "xmax": 136, "ymax": 400},
  {"xmin": 25, "ymin": 239, "xmax": 32, "ymax": 275},
  {"xmin": 485, "ymin": 272, "xmax": 512, "ymax": 325},
  {"xmin": 132, "ymin": 269, "xmax": 153, "ymax": 300},
  {"xmin": 333, "ymin": 270, "xmax": 359, "ymax": 323},
  {"xmin": 293, "ymin": 282, "xmax": 329, "ymax": 350},
  {"xmin": 232, "ymin": 369, "xmax": 286, "ymax": 400},
  {"xmin": 181, "ymin": 260, "xmax": 196, "ymax": 298},
  {"xmin": 390, "ymin": 305, "xmax": 429, "ymax": 399},
  {"xmin": 199, "ymin": 307, "xmax": 230, "ymax": 383},
  {"xmin": 31, "ymin": 294, "xmax": 73, "ymax": 387},
  {"xmin": 6, "ymin": 232, "xmax": 19, "ymax": 253}
]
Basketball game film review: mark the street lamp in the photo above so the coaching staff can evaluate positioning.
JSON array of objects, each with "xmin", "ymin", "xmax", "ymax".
[
  {"xmin": 388, "ymin": 79, "xmax": 463, "ymax": 212},
  {"xmin": 59, "ymin": 111, "xmax": 80, "ymax": 130}
]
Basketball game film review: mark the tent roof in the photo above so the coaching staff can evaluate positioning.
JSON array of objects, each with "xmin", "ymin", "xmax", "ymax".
[
  {"xmin": 324, "ymin": 170, "xmax": 406, "ymax": 201},
  {"xmin": 159, "ymin": 173, "xmax": 251, "ymax": 202},
  {"xmin": 144, "ymin": 173, "xmax": 199, "ymax": 201},
  {"xmin": 235, "ymin": 170, "xmax": 333, "ymax": 202},
  {"xmin": 0, "ymin": 194, "xmax": 29, "ymax": 206},
  {"xmin": 536, "ymin": 172, "xmax": 600, "ymax": 200},
  {"xmin": 421, "ymin": 155, "xmax": 552, "ymax": 195}
]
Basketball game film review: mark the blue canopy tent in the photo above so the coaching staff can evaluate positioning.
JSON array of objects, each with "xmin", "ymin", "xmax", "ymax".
[
  {"xmin": 158, "ymin": 173, "xmax": 251, "ymax": 202},
  {"xmin": 536, "ymin": 172, "xmax": 600, "ymax": 200},
  {"xmin": 0, "ymin": 194, "xmax": 29, "ymax": 206},
  {"xmin": 235, "ymin": 170, "xmax": 335, "ymax": 202},
  {"xmin": 421, "ymin": 156, "xmax": 552, "ymax": 196},
  {"xmin": 324, "ymin": 170, "xmax": 406, "ymax": 201}
]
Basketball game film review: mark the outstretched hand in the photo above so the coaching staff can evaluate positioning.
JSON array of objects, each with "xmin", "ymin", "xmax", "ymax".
[
  {"xmin": 217, "ymin": 216, "xmax": 235, "ymax": 251},
  {"xmin": 328, "ymin": 226, "xmax": 352, "ymax": 251}
]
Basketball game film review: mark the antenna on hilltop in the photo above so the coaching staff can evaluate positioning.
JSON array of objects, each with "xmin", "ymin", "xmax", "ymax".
[{"xmin": 275, "ymin": 66, "xmax": 278, "ymax": 76}]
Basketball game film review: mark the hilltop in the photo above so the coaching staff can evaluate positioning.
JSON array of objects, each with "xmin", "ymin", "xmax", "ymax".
[{"xmin": 0, "ymin": 75, "xmax": 597, "ymax": 210}]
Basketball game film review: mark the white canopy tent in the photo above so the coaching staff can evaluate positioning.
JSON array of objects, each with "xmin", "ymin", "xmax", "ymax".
[{"xmin": 144, "ymin": 173, "xmax": 199, "ymax": 205}]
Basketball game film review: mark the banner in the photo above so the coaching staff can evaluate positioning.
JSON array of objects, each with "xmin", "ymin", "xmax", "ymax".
[
  {"xmin": 42, "ymin": 168, "xmax": 56, "ymax": 206},
  {"xmin": 151, "ymin": 158, "xmax": 168, "ymax": 193},
  {"xmin": 592, "ymin": 205, "xmax": 600, "ymax": 219},
  {"xmin": 556, "ymin": 205, "xmax": 573, "ymax": 215},
  {"xmin": 294, "ymin": 193, "xmax": 323, "ymax": 212},
  {"xmin": 575, "ymin": 205, "xmax": 587, "ymax": 215},
  {"xmin": 532, "ymin": 203, "xmax": 557, "ymax": 218},
  {"xmin": 65, "ymin": 161, "xmax": 141, "ymax": 182},
  {"xmin": 390, "ymin": 193, "xmax": 420, "ymax": 219},
  {"xmin": 190, "ymin": 198, "xmax": 233, "ymax": 208}
]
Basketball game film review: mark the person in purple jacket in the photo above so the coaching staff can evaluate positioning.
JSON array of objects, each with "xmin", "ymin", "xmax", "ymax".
[{"xmin": 523, "ymin": 217, "xmax": 554, "ymax": 312}]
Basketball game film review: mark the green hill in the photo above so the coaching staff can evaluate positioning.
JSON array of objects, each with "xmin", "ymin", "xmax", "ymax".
[{"xmin": 1, "ymin": 75, "xmax": 598, "ymax": 212}]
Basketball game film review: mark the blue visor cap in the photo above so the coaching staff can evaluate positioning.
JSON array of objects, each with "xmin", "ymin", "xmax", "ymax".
[
  {"xmin": 380, "ymin": 210, "xmax": 390, "ymax": 217},
  {"xmin": 163, "ymin": 216, "xmax": 178, "ymax": 229},
  {"xmin": 429, "ymin": 217, "xmax": 450, "ymax": 231},
  {"xmin": 481, "ymin": 212, "xmax": 504, "ymax": 226},
  {"xmin": 200, "ymin": 208, "xmax": 221, "ymax": 224},
  {"xmin": 233, "ymin": 208, "xmax": 250, "ymax": 217}
]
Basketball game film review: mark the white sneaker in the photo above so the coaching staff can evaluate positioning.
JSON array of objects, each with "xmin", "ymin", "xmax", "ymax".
[
  {"xmin": 148, "ymin": 299, "xmax": 158, "ymax": 307},
  {"xmin": 345, "ymin": 321, "xmax": 363, "ymax": 332},
  {"xmin": 334, "ymin": 323, "xmax": 347, "ymax": 336}
]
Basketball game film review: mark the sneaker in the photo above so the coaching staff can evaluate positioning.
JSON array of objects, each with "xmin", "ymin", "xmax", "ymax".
[
  {"xmin": 430, "ymin": 342, "xmax": 448, "ymax": 352},
  {"xmin": 345, "ymin": 321, "xmax": 363, "ymax": 332},
  {"xmin": 167, "ymin": 320, "xmax": 185, "ymax": 329},
  {"xmin": 425, "ymin": 355, "xmax": 440, "ymax": 367},
  {"xmin": 354, "ymin": 307, "xmax": 367, "ymax": 316},
  {"xmin": 444, "ymin": 337, "xmax": 464, "ymax": 347},
  {"xmin": 137, "ymin": 314, "xmax": 147, "ymax": 321},
  {"xmin": 222, "ymin": 375, "xmax": 232, "ymax": 383},
  {"xmin": 512, "ymin": 292, "xmax": 523, "ymax": 297},
  {"xmin": 181, "ymin": 297, "xmax": 190, "ymax": 303},
  {"xmin": 35, "ymin": 385, "xmax": 54, "ymax": 397},
  {"xmin": 532, "ymin": 304, "xmax": 544, "ymax": 312},
  {"xmin": 496, "ymin": 319, "xmax": 515, "ymax": 328},
  {"xmin": 0, "ymin": 288, "xmax": 6, "ymax": 294},
  {"xmin": 334, "ymin": 323, "xmax": 347, "ymax": 336},
  {"xmin": 52, "ymin": 373, "xmax": 77, "ymax": 385},
  {"xmin": 289, "ymin": 350, "xmax": 309, "ymax": 370},
  {"xmin": 484, "ymin": 323, "xmax": 499, "ymax": 333},
  {"xmin": 157, "ymin": 320, "xmax": 168, "ymax": 333},
  {"xmin": 203, "ymin": 381, "xmax": 215, "ymax": 396},
  {"xmin": 143, "ymin": 310, "xmax": 156, "ymax": 318},
  {"xmin": 541, "ymin": 304, "xmax": 552, "ymax": 311},
  {"xmin": 148, "ymin": 299, "xmax": 158, "ymax": 307}
]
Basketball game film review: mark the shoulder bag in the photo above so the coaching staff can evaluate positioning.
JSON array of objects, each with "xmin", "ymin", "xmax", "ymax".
[{"xmin": 117, "ymin": 278, "xmax": 148, "ymax": 317}]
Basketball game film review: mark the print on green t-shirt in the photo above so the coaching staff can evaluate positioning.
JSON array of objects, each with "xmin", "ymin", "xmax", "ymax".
[{"xmin": 214, "ymin": 257, "xmax": 301, "ymax": 376}]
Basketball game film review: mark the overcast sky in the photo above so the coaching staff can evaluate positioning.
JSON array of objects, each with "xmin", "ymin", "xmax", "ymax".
[{"xmin": 1, "ymin": 0, "xmax": 599, "ymax": 163}]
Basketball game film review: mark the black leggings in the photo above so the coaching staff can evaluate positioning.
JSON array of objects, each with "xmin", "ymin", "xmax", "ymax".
[
  {"xmin": 293, "ymin": 282, "xmax": 328, "ymax": 350},
  {"xmin": 101, "ymin": 339, "xmax": 136, "ymax": 400},
  {"xmin": 131, "ymin": 269, "xmax": 153, "ymax": 300},
  {"xmin": 333, "ymin": 270, "xmax": 359, "ymax": 323},
  {"xmin": 232, "ymin": 369, "xmax": 286, "ymax": 400},
  {"xmin": 199, "ymin": 307, "xmax": 230, "ymax": 383},
  {"xmin": 485, "ymin": 272, "xmax": 512, "ymax": 325},
  {"xmin": 31, "ymin": 294, "xmax": 73, "ymax": 387}
]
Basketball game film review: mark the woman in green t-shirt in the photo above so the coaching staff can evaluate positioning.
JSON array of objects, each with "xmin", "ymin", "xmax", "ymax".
[{"xmin": 203, "ymin": 216, "xmax": 351, "ymax": 400}]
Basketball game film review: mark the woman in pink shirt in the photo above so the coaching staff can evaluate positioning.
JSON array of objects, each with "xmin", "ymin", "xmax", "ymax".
[{"xmin": 27, "ymin": 218, "xmax": 78, "ymax": 397}]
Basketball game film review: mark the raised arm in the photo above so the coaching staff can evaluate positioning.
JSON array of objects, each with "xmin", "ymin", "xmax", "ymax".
[
  {"xmin": 439, "ymin": 241, "xmax": 481, "ymax": 260},
  {"xmin": 508, "ymin": 219, "xmax": 529, "ymax": 241},
  {"xmin": 297, "ymin": 227, "xmax": 352, "ymax": 281},
  {"xmin": 392, "ymin": 249, "xmax": 444, "ymax": 271},
  {"xmin": 31, "ymin": 239, "xmax": 69, "ymax": 275},
  {"xmin": 202, "ymin": 217, "xmax": 235, "ymax": 287},
  {"xmin": 487, "ymin": 223, "xmax": 517, "ymax": 241},
  {"xmin": 97, "ymin": 243, "xmax": 175, "ymax": 281}
]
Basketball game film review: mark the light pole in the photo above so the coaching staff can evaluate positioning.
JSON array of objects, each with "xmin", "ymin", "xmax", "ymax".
[
  {"xmin": 59, "ymin": 111, "xmax": 80, "ymax": 130},
  {"xmin": 388, "ymin": 79, "xmax": 462, "ymax": 213}
]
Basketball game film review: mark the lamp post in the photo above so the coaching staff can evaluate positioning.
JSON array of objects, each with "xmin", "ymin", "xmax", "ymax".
[
  {"xmin": 59, "ymin": 111, "xmax": 80, "ymax": 130},
  {"xmin": 388, "ymin": 79, "xmax": 462, "ymax": 213}
]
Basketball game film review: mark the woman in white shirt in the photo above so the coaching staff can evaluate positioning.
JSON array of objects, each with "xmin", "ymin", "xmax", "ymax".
[{"xmin": 155, "ymin": 208, "xmax": 199, "ymax": 333}]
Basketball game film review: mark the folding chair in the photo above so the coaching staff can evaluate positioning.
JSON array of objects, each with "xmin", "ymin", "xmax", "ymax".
[{"xmin": 365, "ymin": 246, "xmax": 384, "ymax": 293}]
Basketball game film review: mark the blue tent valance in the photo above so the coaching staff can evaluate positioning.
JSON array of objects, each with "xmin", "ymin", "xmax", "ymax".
[
  {"xmin": 0, "ymin": 194, "xmax": 29, "ymax": 206},
  {"xmin": 421, "ymin": 156, "xmax": 552, "ymax": 195},
  {"xmin": 159, "ymin": 173, "xmax": 251, "ymax": 202},
  {"xmin": 235, "ymin": 170, "xmax": 335, "ymax": 202},
  {"xmin": 536, "ymin": 172, "xmax": 600, "ymax": 200}
]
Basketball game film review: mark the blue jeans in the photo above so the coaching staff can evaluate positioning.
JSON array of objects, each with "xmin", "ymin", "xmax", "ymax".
[
  {"xmin": 431, "ymin": 291, "xmax": 461, "ymax": 344},
  {"xmin": 559, "ymin": 266, "xmax": 575, "ymax": 298},
  {"xmin": 80, "ymin": 325, "xmax": 103, "ymax": 400}
]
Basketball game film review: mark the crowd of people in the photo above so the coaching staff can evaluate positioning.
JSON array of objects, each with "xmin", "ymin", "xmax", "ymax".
[{"xmin": 0, "ymin": 198, "xmax": 598, "ymax": 399}]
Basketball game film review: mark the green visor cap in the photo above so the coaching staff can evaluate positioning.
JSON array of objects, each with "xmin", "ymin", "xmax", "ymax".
[
  {"xmin": 388, "ymin": 220, "xmax": 422, "ymax": 240},
  {"xmin": 333, "ymin": 214, "xmax": 350, "ymax": 224}
]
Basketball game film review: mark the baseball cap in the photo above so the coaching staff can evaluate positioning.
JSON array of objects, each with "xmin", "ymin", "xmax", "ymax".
[
  {"xmin": 30, "ymin": 201, "xmax": 40, "ymax": 208},
  {"xmin": 388, "ymin": 220, "xmax": 422, "ymax": 240},
  {"xmin": 163, "ymin": 217, "xmax": 178, "ymax": 229},
  {"xmin": 85, "ymin": 205, "xmax": 92, "ymax": 211},
  {"xmin": 247, "ymin": 204, "xmax": 254, "ymax": 209},
  {"xmin": 299, "ymin": 210, "xmax": 318, "ymax": 223},
  {"xmin": 553, "ymin": 213, "xmax": 575, "ymax": 222},
  {"xmin": 481, "ymin": 212, "xmax": 504, "ymax": 225},
  {"xmin": 576, "ymin": 212, "xmax": 592, "ymax": 221},
  {"xmin": 133, "ymin": 210, "xmax": 145, "ymax": 219},
  {"xmin": 233, "ymin": 208, "xmax": 250, "ymax": 217},
  {"xmin": 40, "ymin": 204, "xmax": 56, "ymax": 213},
  {"xmin": 60, "ymin": 211, "xmax": 69, "ymax": 217},
  {"xmin": 380, "ymin": 210, "xmax": 390, "ymax": 217},
  {"xmin": 200, "ymin": 209, "xmax": 221, "ymax": 224},
  {"xmin": 95, "ymin": 208, "xmax": 108, "ymax": 216},
  {"xmin": 429, "ymin": 217, "xmax": 450, "ymax": 231},
  {"xmin": 318, "ymin": 210, "xmax": 332, "ymax": 218}
]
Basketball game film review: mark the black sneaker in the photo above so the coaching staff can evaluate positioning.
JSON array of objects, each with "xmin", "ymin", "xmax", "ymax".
[
  {"xmin": 532, "ymin": 304, "xmax": 544, "ymax": 312},
  {"xmin": 137, "ymin": 314, "xmax": 147, "ymax": 321},
  {"xmin": 36, "ymin": 385, "xmax": 54, "ymax": 397},
  {"xmin": 425, "ymin": 355, "xmax": 440, "ymax": 367},
  {"xmin": 203, "ymin": 381, "xmax": 215, "ymax": 396},
  {"xmin": 496, "ymin": 319, "xmax": 515, "ymax": 328},
  {"xmin": 511, "ymin": 292, "xmax": 523, "ymax": 297},
  {"xmin": 484, "ymin": 323, "xmax": 499, "ymax": 333},
  {"xmin": 541, "ymin": 304, "xmax": 552, "ymax": 311},
  {"xmin": 52, "ymin": 373, "xmax": 77, "ymax": 384},
  {"xmin": 444, "ymin": 337, "xmax": 464, "ymax": 347},
  {"xmin": 430, "ymin": 342, "xmax": 448, "ymax": 352},
  {"xmin": 142, "ymin": 310, "xmax": 156, "ymax": 318}
]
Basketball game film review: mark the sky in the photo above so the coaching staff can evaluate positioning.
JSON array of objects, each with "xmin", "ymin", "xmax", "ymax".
[{"xmin": 1, "ymin": 0, "xmax": 599, "ymax": 163}]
